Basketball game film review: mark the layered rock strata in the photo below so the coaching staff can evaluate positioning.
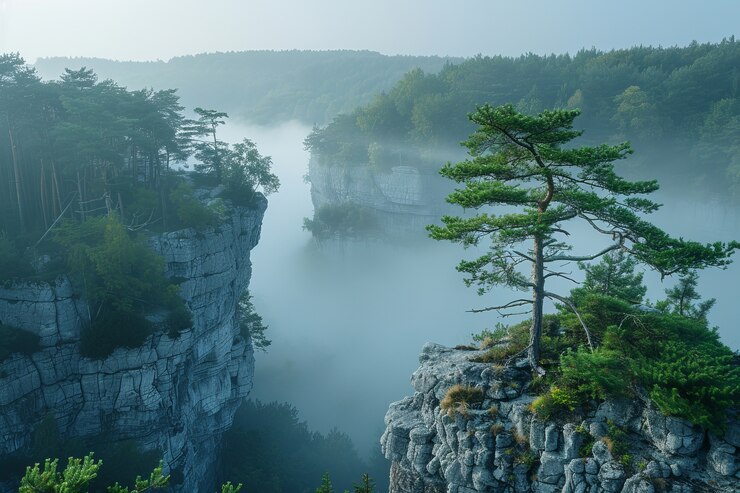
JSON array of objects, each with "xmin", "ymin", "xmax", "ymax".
[
  {"xmin": 383, "ymin": 343, "xmax": 738, "ymax": 493},
  {"xmin": 0, "ymin": 196, "xmax": 266, "ymax": 492},
  {"xmin": 307, "ymin": 159, "xmax": 454, "ymax": 238}
]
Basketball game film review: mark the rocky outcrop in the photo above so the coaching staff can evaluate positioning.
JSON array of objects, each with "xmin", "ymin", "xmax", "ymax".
[
  {"xmin": 382, "ymin": 343, "xmax": 739, "ymax": 493},
  {"xmin": 307, "ymin": 159, "xmax": 454, "ymax": 238},
  {"xmin": 0, "ymin": 195, "xmax": 267, "ymax": 492}
]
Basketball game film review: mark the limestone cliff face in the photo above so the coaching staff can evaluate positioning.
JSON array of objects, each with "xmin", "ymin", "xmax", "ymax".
[
  {"xmin": 382, "ymin": 344, "xmax": 739, "ymax": 493},
  {"xmin": 0, "ymin": 196, "xmax": 266, "ymax": 492},
  {"xmin": 307, "ymin": 158, "xmax": 454, "ymax": 238}
]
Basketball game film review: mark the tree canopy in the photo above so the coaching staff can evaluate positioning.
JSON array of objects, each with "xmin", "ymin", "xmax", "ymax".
[
  {"xmin": 306, "ymin": 39, "xmax": 740, "ymax": 197},
  {"xmin": 428, "ymin": 104, "xmax": 738, "ymax": 370}
]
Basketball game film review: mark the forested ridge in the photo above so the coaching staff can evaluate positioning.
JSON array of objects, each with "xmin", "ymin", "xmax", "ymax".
[
  {"xmin": 0, "ymin": 52, "xmax": 279, "ymax": 357},
  {"xmin": 33, "ymin": 51, "xmax": 459, "ymax": 125},
  {"xmin": 306, "ymin": 39, "xmax": 740, "ymax": 197}
]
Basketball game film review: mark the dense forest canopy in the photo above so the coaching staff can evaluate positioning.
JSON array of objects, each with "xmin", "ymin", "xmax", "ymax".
[
  {"xmin": 306, "ymin": 39, "xmax": 740, "ymax": 197},
  {"xmin": 0, "ymin": 53, "xmax": 278, "ymax": 241},
  {"xmin": 33, "ymin": 51, "xmax": 460, "ymax": 125}
]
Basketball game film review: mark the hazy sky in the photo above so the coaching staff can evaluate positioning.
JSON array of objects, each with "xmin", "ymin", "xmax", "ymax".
[{"xmin": 1, "ymin": 0, "xmax": 737, "ymax": 62}]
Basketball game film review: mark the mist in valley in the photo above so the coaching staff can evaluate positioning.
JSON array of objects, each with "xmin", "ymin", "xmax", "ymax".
[{"xmin": 220, "ymin": 120, "xmax": 740, "ymax": 459}]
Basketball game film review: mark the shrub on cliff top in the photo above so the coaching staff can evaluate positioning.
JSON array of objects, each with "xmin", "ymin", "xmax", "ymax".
[
  {"xmin": 522, "ymin": 293, "xmax": 739, "ymax": 433},
  {"xmin": 53, "ymin": 214, "xmax": 191, "ymax": 358}
]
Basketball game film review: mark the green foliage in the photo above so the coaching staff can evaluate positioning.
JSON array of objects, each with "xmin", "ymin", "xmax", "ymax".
[
  {"xmin": 0, "ymin": 324, "xmax": 40, "ymax": 362},
  {"xmin": 571, "ymin": 251, "xmax": 647, "ymax": 304},
  {"xmin": 20, "ymin": 455, "xmax": 101, "ymax": 493},
  {"xmin": 308, "ymin": 39, "xmax": 740, "ymax": 197},
  {"xmin": 18, "ymin": 453, "xmax": 247, "ymax": 493},
  {"xmin": 638, "ymin": 339, "xmax": 738, "ymax": 430},
  {"xmin": 222, "ymin": 138, "xmax": 279, "ymax": 207},
  {"xmin": 501, "ymin": 284, "xmax": 738, "ymax": 432},
  {"xmin": 303, "ymin": 204, "xmax": 380, "ymax": 243},
  {"xmin": 558, "ymin": 348, "xmax": 632, "ymax": 401},
  {"xmin": 316, "ymin": 473, "xmax": 334, "ymax": 493},
  {"xmin": 106, "ymin": 461, "xmax": 169, "ymax": 493},
  {"xmin": 220, "ymin": 482, "xmax": 243, "ymax": 493},
  {"xmin": 472, "ymin": 321, "xmax": 529, "ymax": 362},
  {"xmin": 426, "ymin": 103, "xmax": 737, "ymax": 369},
  {"xmin": 655, "ymin": 271, "xmax": 715, "ymax": 321},
  {"xmin": 219, "ymin": 400, "xmax": 385, "ymax": 493},
  {"xmin": 168, "ymin": 182, "xmax": 219, "ymax": 230},
  {"xmin": 237, "ymin": 292, "xmax": 271, "ymax": 351},
  {"xmin": 352, "ymin": 473, "xmax": 375, "ymax": 493},
  {"xmin": 53, "ymin": 215, "xmax": 190, "ymax": 358},
  {"xmin": 604, "ymin": 421, "xmax": 631, "ymax": 467}
]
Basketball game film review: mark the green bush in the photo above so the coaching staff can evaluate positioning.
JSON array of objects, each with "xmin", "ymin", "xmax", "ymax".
[
  {"xmin": 169, "ymin": 182, "xmax": 219, "ymax": 230},
  {"xmin": 237, "ymin": 292, "xmax": 270, "ymax": 351},
  {"xmin": 513, "ymin": 290, "xmax": 738, "ymax": 433},
  {"xmin": 0, "ymin": 324, "xmax": 40, "ymax": 362},
  {"xmin": 53, "ymin": 215, "xmax": 190, "ymax": 358},
  {"xmin": 638, "ymin": 339, "xmax": 738, "ymax": 431},
  {"xmin": 558, "ymin": 348, "xmax": 632, "ymax": 401}
]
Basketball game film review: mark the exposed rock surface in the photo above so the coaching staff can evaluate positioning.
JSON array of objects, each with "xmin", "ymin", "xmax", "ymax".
[
  {"xmin": 382, "ymin": 343, "xmax": 739, "ymax": 493},
  {"xmin": 0, "ymin": 195, "xmax": 267, "ymax": 492},
  {"xmin": 308, "ymin": 159, "xmax": 455, "ymax": 238}
]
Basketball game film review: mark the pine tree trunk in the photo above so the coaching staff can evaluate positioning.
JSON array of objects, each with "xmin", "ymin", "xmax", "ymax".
[
  {"xmin": 7, "ymin": 120, "xmax": 26, "ymax": 231},
  {"xmin": 528, "ymin": 235, "xmax": 545, "ymax": 373}
]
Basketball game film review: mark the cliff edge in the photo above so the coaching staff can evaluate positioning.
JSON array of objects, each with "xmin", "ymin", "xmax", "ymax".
[
  {"xmin": 0, "ymin": 195, "xmax": 267, "ymax": 492},
  {"xmin": 383, "ymin": 343, "xmax": 738, "ymax": 493}
]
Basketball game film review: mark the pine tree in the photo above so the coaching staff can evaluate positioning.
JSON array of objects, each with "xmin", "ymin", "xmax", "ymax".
[
  {"xmin": 657, "ymin": 271, "xmax": 716, "ymax": 321},
  {"xmin": 428, "ymin": 104, "xmax": 738, "ymax": 371},
  {"xmin": 353, "ymin": 473, "xmax": 375, "ymax": 493},
  {"xmin": 316, "ymin": 472, "xmax": 334, "ymax": 493},
  {"xmin": 571, "ymin": 251, "xmax": 647, "ymax": 304}
]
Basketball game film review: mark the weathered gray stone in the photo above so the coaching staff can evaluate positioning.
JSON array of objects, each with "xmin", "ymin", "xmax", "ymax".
[
  {"xmin": 383, "ymin": 344, "xmax": 738, "ymax": 493},
  {"xmin": 597, "ymin": 461, "xmax": 626, "ymax": 492},
  {"xmin": 592, "ymin": 440, "xmax": 613, "ymax": 465},
  {"xmin": 708, "ymin": 441, "xmax": 737, "ymax": 476},
  {"xmin": 545, "ymin": 424, "xmax": 559, "ymax": 451},
  {"xmin": 0, "ymin": 198, "xmax": 267, "ymax": 493},
  {"xmin": 308, "ymin": 159, "xmax": 456, "ymax": 239},
  {"xmin": 621, "ymin": 475, "xmax": 655, "ymax": 493}
]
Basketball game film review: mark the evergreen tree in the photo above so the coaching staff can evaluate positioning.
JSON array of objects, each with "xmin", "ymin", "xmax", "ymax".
[
  {"xmin": 316, "ymin": 472, "xmax": 334, "ymax": 493},
  {"xmin": 657, "ymin": 271, "xmax": 716, "ymax": 321},
  {"xmin": 188, "ymin": 107, "xmax": 229, "ymax": 179},
  {"xmin": 353, "ymin": 473, "xmax": 375, "ymax": 493},
  {"xmin": 571, "ymin": 251, "xmax": 647, "ymax": 304},
  {"xmin": 428, "ymin": 104, "xmax": 738, "ymax": 371}
]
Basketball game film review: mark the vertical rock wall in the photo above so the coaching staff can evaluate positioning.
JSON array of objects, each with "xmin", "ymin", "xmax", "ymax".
[
  {"xmin": 307, "ymin": 159, "xmax": 455, "ymax": 238},
  {"xmin": 0, "ymin": 196, "xmax": 267, "ymax": 492}
]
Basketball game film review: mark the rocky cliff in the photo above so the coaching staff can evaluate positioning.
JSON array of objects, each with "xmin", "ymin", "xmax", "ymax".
[
  {"xmin": 0, "ymin": 195, "xmax": 267, "ymax": 492},
  {"xmin": 308, "ymin": 159, "xmax": 454, "ymax": 238},
  {"xmin": 382, "ymin": 344, "xmax": 738, "ymax": 493}
]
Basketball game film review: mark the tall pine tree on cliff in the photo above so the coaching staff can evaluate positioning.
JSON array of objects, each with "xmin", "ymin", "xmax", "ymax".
[{"xmin": 428, "ymin": 104, "xmax": 738, "ymax": 372}]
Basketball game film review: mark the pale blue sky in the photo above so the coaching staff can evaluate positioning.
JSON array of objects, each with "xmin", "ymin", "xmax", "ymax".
[{"xmin": 0, "ymin": 0, "xmax": 737, "ymax": 62}]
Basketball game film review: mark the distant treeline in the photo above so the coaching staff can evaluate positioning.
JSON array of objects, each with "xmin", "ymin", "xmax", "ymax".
[
  {"xmin": 306, "ymin": 39, "xmax": 740, "ymax": 197},
  {"xmin": 34, "ymin": 51, "xmax": 460, "ymax": 125}
]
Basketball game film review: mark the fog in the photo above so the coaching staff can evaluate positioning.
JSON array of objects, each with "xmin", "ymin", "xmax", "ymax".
[
  {"xmin": 3, "ymin": 1, "xmax": 740, "ymax": 63},
  {"xmin": 219, "ymin": 121, "xmax": 739, "ymax": 458}
]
